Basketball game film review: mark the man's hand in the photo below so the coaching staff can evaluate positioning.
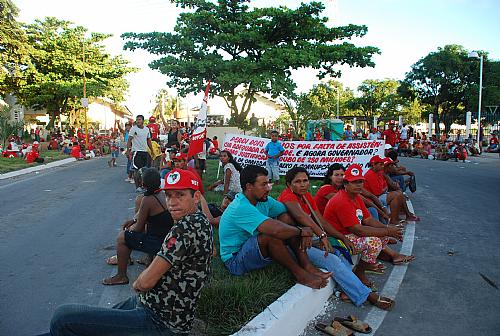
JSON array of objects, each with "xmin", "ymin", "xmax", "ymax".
[
  {"xmin": 299, "ymin": 227, "xmax": 313, "ymax": 251},
  {"xmin": 132, "ymin": 280, "xmax": 145, "ymax": 293}
]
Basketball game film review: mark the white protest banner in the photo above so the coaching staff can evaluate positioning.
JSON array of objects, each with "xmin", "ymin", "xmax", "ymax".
[{"xmin": 223, "ymin": 133, "xmax": 384, "ymax": 177}]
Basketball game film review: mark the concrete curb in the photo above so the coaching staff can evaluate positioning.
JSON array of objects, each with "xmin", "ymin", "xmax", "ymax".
[
  {"xmin": 232, "ymin": 198, "xmax": 416, "ymax": 336},
  {"xmin": 0, "ymin": 157, "xmax": 77, "ymax": 180}
]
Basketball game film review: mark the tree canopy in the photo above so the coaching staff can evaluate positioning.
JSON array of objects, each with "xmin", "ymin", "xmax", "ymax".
[
  {"xmin": 16, "ymin": 17, "xmax": 136, "ymax": 129},
  {"xmin": 122, "ymin": 0, "xmax": 379, "ymax": 126},
  {"xmin": 0, "ymin": 0, "xmax": 29, "ymax": 96},
  {"xmin": 400, "ymin": 44, "xmax": 482, "ymax": 134}
]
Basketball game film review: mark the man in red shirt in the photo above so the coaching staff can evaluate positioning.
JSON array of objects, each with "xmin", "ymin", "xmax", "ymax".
[
  {"xmin": 172, "ymin": 152, "xmax": 204, "ymax": 194},
  {"xmin": 147, "ymin": 116, "xmax": 160, "ymax": 142},
  {"xmin": 382, "ymin": 122, "xmax": 397, "ymax": 148},
  {"xmin": 363, "ymin": 155, "xmax": 419, "ymax": 224},
  {"xmin": 324, "ymin": 164, "xmax": 415, "ymax": 287}
]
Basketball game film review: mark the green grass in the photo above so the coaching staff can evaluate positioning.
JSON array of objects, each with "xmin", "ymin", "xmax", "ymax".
[
  {"xmin": 0, "ymin": 150, "xmax": 70, "ymax": 174},
  {"xmin": 195, "ymin": 160, "xmax": 323, "ymax": 335}
]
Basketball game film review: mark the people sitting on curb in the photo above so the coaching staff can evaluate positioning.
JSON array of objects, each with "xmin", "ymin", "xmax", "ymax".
[
  {"xmin": 363, "ymin": 155, "xmax": 419, "ymax": 224},
  {"xmin": 207, "ymin": 150, "xmax": 242, "ymax": 194},
  {"xmin": 103, "ymin": 168, "xmax": 174, "ymax": 285},
  {"xmin": 278, "ymin": 166, "xmax": 395, "ymax": 310},
  {"xmin": 219, "ymin": 165, "xmax": 330, "ymax": 289},
  {"xmin": 39, "ymin": 169, "xmax": 213, "ymax": 336},
  {"xmin": 323, "ymin": 164, "xmax": 416, "ymax": 290}
]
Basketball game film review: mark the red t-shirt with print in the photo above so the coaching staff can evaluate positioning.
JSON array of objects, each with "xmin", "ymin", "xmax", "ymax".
[
  {"xmin": 314, "ymin": 184, "xmax": 339, "ymax": 216},
  {"xmin": 277, "ymin": 187, "xmax": 317, "ymax": 215},
  {"xmin": 323, "ymin": 189, "xmax": 371, "ymax": 235},
  {"xmin": 363, "ymin": 169, "xmax": 387, "ymax": 197},
  {"xmin": 382, "ymin": 129, "xmax": 397, "ymax": 146}
]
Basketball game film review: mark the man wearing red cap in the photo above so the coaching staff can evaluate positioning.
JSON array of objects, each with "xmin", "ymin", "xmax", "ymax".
[
  {"xmin": 147, "ymin": 116, "xmax": 160, "ymax": 142},
  {"xmin": 41, "ymin": 169, "xmax": 213, "ymax": 336},
  {"xmin": 363, "ymin": 155, "xmax": 419, "ymax": 224},
  {"xmin": 323, "ymin": 164, "xmax": 415, "ymax": 289}
]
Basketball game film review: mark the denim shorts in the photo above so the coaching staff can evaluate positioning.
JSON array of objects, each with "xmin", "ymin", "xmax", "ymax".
[
  {"xmin": 379, "ymin": 192, "xmax": 388, "ymax": 207},
  {"xmin": 224, "ymin": 235, "xmax": 272, "ymax": 276},
  {"xmin": 124, "ymin": 231, "xmax": 163, "ymax": 255}
]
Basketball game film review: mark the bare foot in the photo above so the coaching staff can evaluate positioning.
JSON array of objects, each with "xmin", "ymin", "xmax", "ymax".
[
  {"xmin": 102, "ymin": 274, "xmax": 129, "ymax": 286},
  {"xmin": 296, "ymin": 272, "xmax": 328, "ymax": 289},
  {"xmin": 304, "ymin": 264, "xmax": 332, "ymax": 280}
]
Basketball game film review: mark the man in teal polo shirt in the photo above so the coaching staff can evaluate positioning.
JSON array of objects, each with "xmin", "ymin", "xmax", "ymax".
[{"xmin": 219, "ymin": 165, "xmax": 330, "ymax": 289}]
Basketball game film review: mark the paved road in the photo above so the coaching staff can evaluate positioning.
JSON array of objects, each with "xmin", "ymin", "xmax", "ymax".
[
  {"xmin": 1, "ymin": 154, "xmax": 499, "ymax": 335},
  {"xmin": 303, "ymin": 154, "xmax": 500, "ymax": 336},
  {"xmin": 0, "ymin": 156, "xmax": 142, "ymax": 335}
]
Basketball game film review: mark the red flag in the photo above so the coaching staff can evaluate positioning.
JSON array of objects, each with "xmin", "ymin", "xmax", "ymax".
[{"xmin": 187, "ymin": 81, "xmax": 211, "ymax": 158}]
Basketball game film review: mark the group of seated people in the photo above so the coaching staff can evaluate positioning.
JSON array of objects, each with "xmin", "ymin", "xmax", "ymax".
[
  {"xmin": 103, "ymin": 154, "xmax": 418, "ymax": 313},
  {"xmin": 42, "ymin": 152, "xmax": 421, "ymax": 335}
]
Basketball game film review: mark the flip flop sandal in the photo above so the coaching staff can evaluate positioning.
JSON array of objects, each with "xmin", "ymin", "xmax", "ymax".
[
  {"xmin": 102, "ymin": 277, "xmax": 129, "ymax": 286},
  {"xmin": 392, "ymin": 255, "xmax": 415, "ymax": 265},
  {"xmin": 406, "ymin": 215, "xmax": 421, "ymax": 222},
  {"xmin": 315, "ymin": 321, "xmax": 354, "ymax": 336},
  {"xmin": 106, "ymin": 255, "xmax": 133, "ymax": 266},
  {"xmin": 365, "ymin": 263, "xmax": 385, "ymax": 275},
  {"xmin": 373, "ymin": 296, "xmax": 395, "ymax": 311},
  {"xmin": 334, "ymin": 315, "xmax": 372, "ymax": 334}
]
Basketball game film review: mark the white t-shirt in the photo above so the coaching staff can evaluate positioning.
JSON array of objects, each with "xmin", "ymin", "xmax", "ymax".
[
  {"xmin": 224, "ymin": 163, "xmax": 242, "ymax": 193},
  {"xmin": 129, "ymin": 125, "xmax": 151, "ymax": 152},
  {"xmin": 400, "ymin": 126, "xmax": 408, "ymax": 140}
]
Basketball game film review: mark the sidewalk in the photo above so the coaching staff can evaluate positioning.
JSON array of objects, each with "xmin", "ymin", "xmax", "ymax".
[{"xmin": 0, "ymin": 157, "xmax": 77, "ymax": 180}]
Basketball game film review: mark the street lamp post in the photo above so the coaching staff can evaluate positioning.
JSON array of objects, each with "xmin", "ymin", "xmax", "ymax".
[
  {"xmin": 333, "ymin": 87, "xmax": 340, "ymax": 119},
  {"xmin": 468, "ymin": 51, "xmax": 483, "ymax": 147}
]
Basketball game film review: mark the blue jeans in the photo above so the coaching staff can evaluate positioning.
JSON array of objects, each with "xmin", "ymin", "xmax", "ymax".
[
  {"xmin": 37, "ymin": 296, "xmax": 179, "ymax": 336},
  {"xmin": 390, "ymin": 174, "xmax": 406, "ymax": 191},
  {"xmin": 307, "ymin": 248, "xmax": 371, "ymax": 306},
  {"xmin": 224, "ymin": 235, "xmax": 272, "ymax": 276},
  {"xmin": 126, "ymin": 158, "xmax": 132, "ymax": 175},
  {"xmin": 368, "ymin": 207, "xmax": 379, "ymax": 221}
]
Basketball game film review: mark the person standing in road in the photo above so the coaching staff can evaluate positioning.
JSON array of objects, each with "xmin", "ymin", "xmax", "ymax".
[
  {"xmin": 127, "ymin": 115, "xmax": 154, "ymax": 191},
  {"xmin": 264, "ymin": 130, "xmax": 284, "ymax": 185},
  {"xmin": 38, "ymin": 169, "xmax": 213, "ymax": 336}
]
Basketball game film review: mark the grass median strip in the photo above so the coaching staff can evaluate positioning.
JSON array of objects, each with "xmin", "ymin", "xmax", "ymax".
[
  {"xmin": 195, "ymin": 159, "xmax": 323, "ymax": 335},
  {"xmin": 0, "ymin": 150, "xmax": 70, "ymax": 174}
]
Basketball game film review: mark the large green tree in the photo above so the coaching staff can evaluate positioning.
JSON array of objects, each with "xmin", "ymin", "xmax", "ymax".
[
  {"xmin": 297, "ymin": 80, "xmax": 354, "ymax": 120},
  {"xmin": 399, "ymin": 45, "xmax": 478, "ymax": 134},
  {"xmin": 0, "ymin": 0, "xmax": 29, "ymax": 96},
  {"xmin": 17, "ymin": 17, "xmax": 136, "ymax": 129},
  {"xmin": 122, "ymin": 0, "xmax": 379, "ymax": 126},
  {"xmin": 348, "ymin": 79, "xmax": 401, "ymax": 126}
]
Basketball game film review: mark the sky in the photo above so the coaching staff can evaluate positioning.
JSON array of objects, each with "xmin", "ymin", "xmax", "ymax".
[{"xmin": 13, "ymin": 0, "xmax": 500, "ymax": 116}]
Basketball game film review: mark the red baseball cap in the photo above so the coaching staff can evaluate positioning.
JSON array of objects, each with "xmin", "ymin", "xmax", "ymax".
[
  {"xmin": 172, "ymin": 152, "xmax": 187, "ymax": 161},
  {"xmin": 344, "ymin": 164, "xmax": 365, "ymax": 182},
  {"xmin": 149, "ymin": 116, "xmax": 156, "ymax": 122},
  {"xmin": 163, "ymin": 169, "xmax": 200, "ymax": 191},
  {"xmin": 369, "ymin": 155, "xmax": 385, "ymax": 165}
]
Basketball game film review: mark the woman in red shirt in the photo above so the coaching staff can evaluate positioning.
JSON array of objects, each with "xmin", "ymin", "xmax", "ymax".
[
  {"xmin": 314, "ymin": 164, "xmax": 344, "ymax": 216},
  {"xmin": 277, "ymin": 167, "xmax": 352, "ymax": 253}
]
